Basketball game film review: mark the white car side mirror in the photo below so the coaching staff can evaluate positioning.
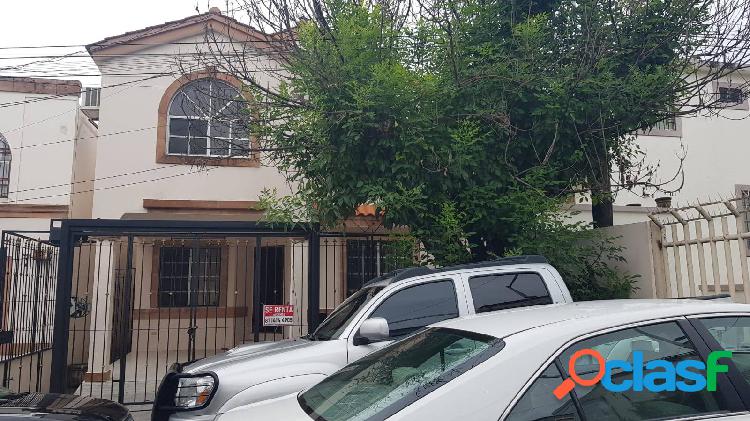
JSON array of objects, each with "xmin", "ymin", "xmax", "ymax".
[{"xmin": 354, "ymin": 317, "xmax": 390, "ymax": 346}]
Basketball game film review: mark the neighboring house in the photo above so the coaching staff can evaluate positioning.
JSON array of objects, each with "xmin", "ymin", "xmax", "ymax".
[
  {"xmin": 568, "ymin": 71, "xmax": 750, "ymax": 226},
  {"xmin": 0, "ymin": 77, "xmax": 95, "ymax": 232}
]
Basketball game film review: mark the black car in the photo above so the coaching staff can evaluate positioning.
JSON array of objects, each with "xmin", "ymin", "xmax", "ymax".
[{"xmin": 0, "ymin": 391, "xmax": 131, "ymax": 420}]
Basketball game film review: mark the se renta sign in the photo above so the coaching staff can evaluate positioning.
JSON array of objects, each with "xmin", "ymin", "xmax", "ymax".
[
  {"xmin": 263, "ymin": 305, "xmax": 294, "ymax": 326},
  {"xmin": 553, "ymin": 349, "xmax": 733, "ymax": 399}
]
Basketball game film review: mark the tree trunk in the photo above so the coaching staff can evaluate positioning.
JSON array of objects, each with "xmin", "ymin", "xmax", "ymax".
[
  {"xmin": 591, "ymin": 170, "xmax": 614, "ymax": 228},
  {"xmin": 592, "ymin": 198, "xmax": 614, "ymax": 227}
]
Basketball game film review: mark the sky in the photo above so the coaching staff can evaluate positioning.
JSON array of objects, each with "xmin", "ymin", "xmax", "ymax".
[{"xmin": 0, "ymin": 0, "xmax": 246, "ymax": 86}]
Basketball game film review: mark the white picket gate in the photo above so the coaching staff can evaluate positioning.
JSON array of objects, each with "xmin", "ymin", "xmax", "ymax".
[{"xmin": 648, "ymin": 198, "xmax": 750, "ymax": 302}]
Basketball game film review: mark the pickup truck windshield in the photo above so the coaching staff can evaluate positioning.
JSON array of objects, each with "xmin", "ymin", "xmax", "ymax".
[
  {"xmin": 308, "ymin": 286, "xmax": 384, "ymax": 341},
  {"xmin": 298, "ymin": 328, "xmax": 504, "ymax": 421}
]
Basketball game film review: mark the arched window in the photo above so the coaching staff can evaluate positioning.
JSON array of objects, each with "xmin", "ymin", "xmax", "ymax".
[
  {"xmin": 0, "ymin": 133, "xmax": 10, "ymax": 198},
  {"xmin": 167, "ymin": 78, "xmax": 250, "ymax": 158}
]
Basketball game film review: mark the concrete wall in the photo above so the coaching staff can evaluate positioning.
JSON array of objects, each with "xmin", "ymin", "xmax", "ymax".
[
  {"xmin": 596, "ymin": 221, "xmax": 663, "ymax": 299},
  {"xmin": 566, "ymin": 204, "xmax": 657, "ymax": 226}
]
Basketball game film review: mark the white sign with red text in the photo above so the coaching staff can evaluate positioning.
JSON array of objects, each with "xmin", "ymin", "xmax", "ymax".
[{"xmin": 263, "ymin": 305, "xmax": 295, "ymax": 326}]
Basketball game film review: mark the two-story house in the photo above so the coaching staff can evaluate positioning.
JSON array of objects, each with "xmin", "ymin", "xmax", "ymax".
[{"xmin": 0, "ymin": 77, "xmax": 95, "ymax": 231}]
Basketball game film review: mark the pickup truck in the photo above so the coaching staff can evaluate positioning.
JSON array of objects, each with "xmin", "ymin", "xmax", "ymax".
[{"xmin": 152, "ymin": 255, "xmax": 572, "ymax": 421}]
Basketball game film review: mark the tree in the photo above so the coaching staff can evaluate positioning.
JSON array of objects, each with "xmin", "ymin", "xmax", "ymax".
[{"xmin": 187, "ymin": 0, "xmax": 750, "ymax": 253}]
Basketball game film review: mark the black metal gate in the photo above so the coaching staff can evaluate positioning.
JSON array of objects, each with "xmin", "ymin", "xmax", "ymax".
[
  {"xmin": 0, "ymin": 231, "xmax": 59, "ymax": 394},
  {"xmin": 42, "ymin": 219, "xmax": 407, "ymax": 405}
]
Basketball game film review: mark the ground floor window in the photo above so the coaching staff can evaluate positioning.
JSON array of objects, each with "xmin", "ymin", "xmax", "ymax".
[
  {"xmin": 345, "ymin": 240, "xmax": 413, "ymax": 296},
  {"xmin": 158, "ymin": 246, "xmax": 221, "ymax": 307}
]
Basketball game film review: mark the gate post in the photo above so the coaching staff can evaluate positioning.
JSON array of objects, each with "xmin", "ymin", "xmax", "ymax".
[
  {"xmin": 117, "ymin": 236, "xmax": 134, "ymax": 403},
  {"xmin": 253, "ymin": 237, "xmax": 262, "ymax": 342},
  {"xmin": 307, "ymin": 229, "xmax": 321, "ymax": 333},
  {"xmin": 50, "ymin": 221, "xmax": 73, "ymax": 393}
]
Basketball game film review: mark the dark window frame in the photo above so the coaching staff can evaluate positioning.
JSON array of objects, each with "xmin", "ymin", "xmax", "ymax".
[
  {"xmin": 157, "ymin": 245, "xmax": 223, "ymax": 308},
  {"xmin": 345, "ymin": 239, "xmax": 409, "ymax": 296},
  {"xmin": 720, "ymin": 86, "xmax": 745, "ymax": 104},
  {"xmin": 713, "ymin": 81, "xmax": 749, "ymax": 111},
  {"xmin": 0, "ymin": 132, "xmax": 10, "ymax": 199},
  {"xmin": 468, "ymin": 271, "xmax": 553, "ymax": 314}
]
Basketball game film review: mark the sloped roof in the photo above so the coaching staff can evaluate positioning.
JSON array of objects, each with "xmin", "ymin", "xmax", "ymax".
[
  {"xmin": 0, "ymin": 76, "xmax": 82, "ymax": 96},
  {"xmin": 86, "ymin": 8, "xmax": 277, "ymax": 57}
]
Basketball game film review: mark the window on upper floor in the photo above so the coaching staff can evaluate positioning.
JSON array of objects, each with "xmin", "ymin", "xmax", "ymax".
[
  {"xmin": 720, "ymin": 86, "xmax": 744, "ymax": 103},
  {"xmin": 167, "ymin": 78, "xmax": 251, "ymax": 158},
  {"xmin": 0, "ymin": 133, "xmax": 10, "ymax": 198},
  {"xmin": 714, "ymin": 81, "xmax": 749, "ymax": 110},
  {"xmin": 640, "ymin": 114, "xmax": 682, "ymax": 137}
]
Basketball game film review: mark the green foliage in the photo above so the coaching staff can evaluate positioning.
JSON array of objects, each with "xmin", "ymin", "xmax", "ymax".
[
  {"xmin": 249, "ymin": 0, "xmax": 709, "ymax": 299},
  {"xmin": 505, "ymin": 210, "xmax": 639, "ymax": 301}
]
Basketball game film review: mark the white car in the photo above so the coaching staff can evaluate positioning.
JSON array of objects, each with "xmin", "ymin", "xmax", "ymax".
[
  {"xmin": 219, "ymin": 299, "xmax": 750, "ymax": 421},
  {"xmin": 153, "ymin": 256, "xmax": 572, "ymax": 420}
]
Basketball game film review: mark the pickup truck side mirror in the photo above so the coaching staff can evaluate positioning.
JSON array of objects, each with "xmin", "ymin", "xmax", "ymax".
[{"xmin": 353, "ymin": 317, "xmax": 390, "ymax": 346}]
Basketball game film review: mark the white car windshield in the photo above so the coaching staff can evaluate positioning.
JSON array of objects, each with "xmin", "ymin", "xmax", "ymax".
[
  {"xmin": 308, "ymin": 286, "xmax": 384, "ymax": 341},
  {"xmin": 298, "ymin": 327, "xmax": 504, "ymax": 421}
]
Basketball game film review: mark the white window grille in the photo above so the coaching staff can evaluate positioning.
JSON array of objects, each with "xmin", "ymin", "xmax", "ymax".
[
  {"xmin": 167, "ymin": 79, "xmax": 250, "ymax": 158},
  {"xmin": 80, "ymin": 87, "xmax": 100, "ymax": 108},
  {"xmin": 640, "ymin": 115, "xmax": 681, "ymax": 137},
  {"xmin": 653, "ymin": 116, "xmax": 677, "ymax": 132}
]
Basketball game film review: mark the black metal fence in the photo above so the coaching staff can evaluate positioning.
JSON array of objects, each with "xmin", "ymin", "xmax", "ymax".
[
  {"xmin": 0, "ymin": 231, "xmax": 60, "ymax": 393},
  {"xmin": 8, "ymin": 219, "xmax": 413, "ymax": 405}
]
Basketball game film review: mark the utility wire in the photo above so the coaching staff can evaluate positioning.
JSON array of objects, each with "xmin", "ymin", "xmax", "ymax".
[
  {"xmin": 0, "ymin": 52, "xmax": 273, "ymax": 60},
  {"xmin": 11, "ymin": 164, "xmax": 182, "ymax": 194},
  {"xmin": 10, "ymin": 166, "xmax": 218, "ymax": 203},
  {"xmin": 1, "ymin": 73, "xmax": 174, "ymax": 133},
  {"xmin": 8, "ymin": 123, "xmax": 293, "ymax": 153}
]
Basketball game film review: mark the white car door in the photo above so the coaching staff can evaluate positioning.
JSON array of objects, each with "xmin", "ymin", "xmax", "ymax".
[{"xmin": 346, "ymin": 276, "xmax": 465, "ymax": 362}]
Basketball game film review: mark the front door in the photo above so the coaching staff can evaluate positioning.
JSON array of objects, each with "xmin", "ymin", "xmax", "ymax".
[{"xmin": 259, "ymin": 246, "xmax": 285, "ymax": 333}]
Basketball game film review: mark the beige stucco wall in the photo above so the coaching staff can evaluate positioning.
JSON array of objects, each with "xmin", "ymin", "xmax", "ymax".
[
  {"xmin": 91, "ymin": 32, "xmax": 292, "ymax": 220},
  {"xmin": 614, "ymin": 73, "xmax": 750, "ymax": 210},
  {"xmin": 70, "ymin": 113, "xmax": 98, "ymax": 219},
  {"xmin": 0, "ymin": 91, "xmax": 78, "ymax": 206},
  {"xmin": 595, "ymin": 221, "xmax": 663, "ymax": 299},
  {"xmin": 0, "ymin": 90, "xmax": 78, "ymax": 231}
]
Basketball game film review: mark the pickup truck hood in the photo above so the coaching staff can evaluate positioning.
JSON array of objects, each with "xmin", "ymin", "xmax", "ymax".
[
  {"xmin": 185, "ymin": 338, "xmax": 321, "ymax": 373},
  {"xmin": 177, "ymin": 337, "xmax": 346, "ymax": 415},
  {"xmin": 221, "ymin": 393, "xmax": 309, "ymax": 421}
]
